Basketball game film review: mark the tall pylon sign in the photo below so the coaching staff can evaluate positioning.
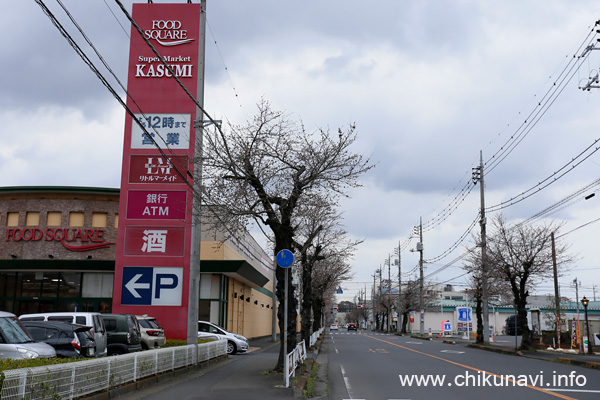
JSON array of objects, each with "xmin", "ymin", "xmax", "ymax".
[{"xmin": 113, "ymin": 2, "xmax": 202, "ymax": 340}]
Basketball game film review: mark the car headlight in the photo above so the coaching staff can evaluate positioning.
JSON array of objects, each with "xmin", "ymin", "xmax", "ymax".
[
  {"xmin": 233, "ymin": 334, "xmax": 247, "ymax": 342},
  {"xmin": 17, "ymin": 347, "xmax": 39, "ymax": 359}
]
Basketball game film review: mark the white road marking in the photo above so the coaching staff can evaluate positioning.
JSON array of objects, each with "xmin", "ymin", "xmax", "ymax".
[
  {"xmin": 405, "ymin": 341, "xmax": 422, "ymax": 345},
  {"xmin": 440, "ymin": 350, "xmax": 465, "ymax": 354},
  {"xmin": 546, "ymin": 389, "xmax": 600, "ymax": 393},
  {"xmin": 341, "ymin": 365, "xmax": 355, "ymax": 399}
]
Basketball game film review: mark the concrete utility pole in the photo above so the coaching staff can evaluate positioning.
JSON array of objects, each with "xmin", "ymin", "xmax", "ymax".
[
  {"xmin": 386, "ymin": 254, "xmax": 392, "ymax": 332},
  {"xmin": 397, "ymin": 241, "xmax": 402, "ymax": 333},
  {"xmin": 188, "ymin": 0, "xmax": 207, "ymax": 345},
  {"xmin": 574, "ymin": 278, "xmax": 582, "ymax": 353},
  {"xmin": 418, "ymin": 217, "xmax": 424, "ymax": 336},
  {"xmin": 474, "ymin": 151, "xmax": 490, "ymax": 344},
  {"xmin": 551, "ymin": 232, "xmax": 560, "ymax": 348}
]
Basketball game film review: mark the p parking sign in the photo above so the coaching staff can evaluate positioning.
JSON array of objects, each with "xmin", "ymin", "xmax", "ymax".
[{"xmin": 121, "ymin": 266, "xmax": 183, "ymax": 306}]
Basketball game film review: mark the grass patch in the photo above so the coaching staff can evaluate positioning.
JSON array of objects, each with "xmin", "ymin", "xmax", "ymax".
[{"xmin": 302, "ymin": 361, "xmax": 319, "ymax": 398}]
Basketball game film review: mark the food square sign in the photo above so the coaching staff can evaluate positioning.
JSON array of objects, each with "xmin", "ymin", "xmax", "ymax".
[{"xmin": 113, "ymin": 2, "xmax": 201, "ymax": 340}]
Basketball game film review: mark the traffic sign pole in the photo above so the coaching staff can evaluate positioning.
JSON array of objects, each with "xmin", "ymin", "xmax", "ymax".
[{"xmin": 276, "ymin": 249, "xmax": 294, "ymax": 387}]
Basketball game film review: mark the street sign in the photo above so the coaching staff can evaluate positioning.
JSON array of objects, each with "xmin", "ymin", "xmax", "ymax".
[
  {"xmin": 336, "ymin": 286, "xmax": 343, "ymax": 294},
  {"xmin": 276, "ymin": 249, "xmax": 294, "ymax": 268},
  {"xmin": 121, "ymin": 266, "xmax": 183, "ymax": 306},
  {"xmin": 443, "ymin": 321, "xmax": 452, "ymax": 332},
  {"xmin": 457, "ymin": 307, "xmax": 472, "ymax": 322}
]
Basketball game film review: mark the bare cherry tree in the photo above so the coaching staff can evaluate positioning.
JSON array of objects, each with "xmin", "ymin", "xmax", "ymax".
[
  {"xmin": 202, "ymin": 99, "xmax": 373, "ymax": 370},
  {"xmin": 486, "ymin": 215, "xmax": 571, "ymax": 350},
  {"xmin": 462, "ymin": 234, "xmax": 510, "ymax": 344},
  {"xmin": 294, "ymin": 196, "xmax": 361, "ymax": 343}
]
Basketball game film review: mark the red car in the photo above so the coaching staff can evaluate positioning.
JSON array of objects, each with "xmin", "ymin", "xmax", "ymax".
[{"xmin": 347, "ymin": 323, "xmax": 357, "ymax": 331}]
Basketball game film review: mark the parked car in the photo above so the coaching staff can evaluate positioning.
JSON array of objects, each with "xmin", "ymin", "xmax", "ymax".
[
  {"xmin": 329, "ymin": 324, "xmax": 339, "ymax": 331},
  {"xmin": 347, "ymin": 323, "xmax": 357, "ymax": 331},
  {"xmin": 136, "ymin": 315, "xmax": 166, "ymax": 350},
  {"xmin": 19, "ymin": 312, "xmax": 108, "ymax": 357},
  {"xmin": 198, "ymin": 320, "xmax": 249, "ymax": 354},
  {"xmin": 0, "ymin": 311, "xmax": 56, "ymax": 359},
  {"xmin": 504, "ymin": 315, "xmax": 525, "ymax": 335},
  {"xmin": 101, "ymin": 314, "xmax": 142, "ymax": 356},
  {"xmin": 22, "ymin": 320, "xmax": 96, "ymax": 358}
]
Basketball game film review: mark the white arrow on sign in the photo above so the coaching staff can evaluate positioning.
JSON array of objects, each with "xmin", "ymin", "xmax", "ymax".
[{"xmin": 125, "ymin": 274, "xmax": 150, "ymax": 298}]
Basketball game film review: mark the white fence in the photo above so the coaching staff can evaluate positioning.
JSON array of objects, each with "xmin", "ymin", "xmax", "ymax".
[
  {"xmin": 0, "ymin": 340, "xmax": 227, "ymax": 400},
  {"xmin": 310, "ymin": 327, "xmax": 324, "ymax": 347},
  {"xmin": 285, "ymin": 340, "xmax": 307, "ymax": 388}
]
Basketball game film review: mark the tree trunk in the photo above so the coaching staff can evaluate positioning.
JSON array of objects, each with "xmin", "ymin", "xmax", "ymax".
[
  {"xmin": 274, "ymin": 237, "xmax": 298, "ymax": 372},
  {"xmin": 475, "ymin": 296, "xmax": 483, "ymax": 344},
  {"xmin": 300, "ymin": 263, "xmax": 313, "ymax": 344},
  {"xmin": 401, "ymin": 311, "xmax": 409, "ymax": 333}
]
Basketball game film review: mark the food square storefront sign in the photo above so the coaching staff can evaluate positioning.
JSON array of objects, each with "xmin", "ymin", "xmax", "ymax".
[
  {"xmin": 113, "ymin": 2, "xmax": 201, "ymax": 340},
  {"xmin": 5, "ymin": 227, "xmax": 114, "ymax": 251}
]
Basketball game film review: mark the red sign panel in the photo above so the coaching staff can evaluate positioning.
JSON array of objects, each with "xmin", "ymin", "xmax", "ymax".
[
  {"xmin": 124, "ymin": 226, "xmax": 185, "ymax": 256},
  {"xmin": 113, "ymin": 3, "xmax": 201, "ymax": 340},
  {"xmin": 126, "ymin": 190, "xmax": 187, "ymax": 220},
  {"xmin": 129, "ymin": 155, "xmax": 188, "ymax": 184}
]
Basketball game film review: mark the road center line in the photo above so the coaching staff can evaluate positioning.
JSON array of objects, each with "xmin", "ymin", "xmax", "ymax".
[{"xmin": 363, "ymin": 334, "xmax": 577, "ymax": 400}]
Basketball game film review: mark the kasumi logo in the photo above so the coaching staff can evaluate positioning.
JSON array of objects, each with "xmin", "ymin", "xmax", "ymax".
[{"xmin": 144, "ymin": 20, "xmax": 194, "ymax": 47}]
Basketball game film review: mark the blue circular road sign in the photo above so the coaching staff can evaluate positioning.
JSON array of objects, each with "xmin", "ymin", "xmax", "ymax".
[{"xmin": 276, "ymin": 249, "xmax": 294, "ymax": 268}]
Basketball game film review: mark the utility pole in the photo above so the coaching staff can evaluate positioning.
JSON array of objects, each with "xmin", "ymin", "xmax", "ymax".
[
  {"xmin": 574, "ymin": 278, "xmax": 582, "ymax": 353},
  {"xmin": 473, "ymin": 151, "xmax": 489, "ymax": 344},
  {"xmin": 388, "ymin": 254, "xmax": 391, "ymax": 332},
  {"xmin": 188, "ymin": 0, "xmax": 207, "ymax": 345},
  {"xmin": 416, "ymin": 217, "xmax": 424, "ymax": 336},
  {"xmin": 551, "ymin": 232, "xmax": 560, "ymax": 348},
  {"xmin": 397, "ymin": 241, "xmax": 402, "ymax": 333},
  {"xmin": 372, "ymin": 272, "xmax": 376, "ymax": 330}
]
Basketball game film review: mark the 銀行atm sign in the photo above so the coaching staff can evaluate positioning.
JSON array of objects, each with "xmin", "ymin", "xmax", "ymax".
[{"xmin": 113, "ymin": 2, "xmax": 202, "ymax": 340}]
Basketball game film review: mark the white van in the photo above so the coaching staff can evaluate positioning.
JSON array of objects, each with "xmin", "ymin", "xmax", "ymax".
[{"xmin": 19, "ymin": 312, "xmax": 107, "ymax": 357}]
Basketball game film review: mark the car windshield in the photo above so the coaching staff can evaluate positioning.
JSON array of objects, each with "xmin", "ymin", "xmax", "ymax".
[{"xmin": 0, "ymin": 317, "xmax": 34, "ymax": 344}]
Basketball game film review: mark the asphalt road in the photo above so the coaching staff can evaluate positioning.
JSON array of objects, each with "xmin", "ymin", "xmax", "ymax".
[{"xmin": 327, "ymin": 331, "xmax": 600, "ymax": 400}]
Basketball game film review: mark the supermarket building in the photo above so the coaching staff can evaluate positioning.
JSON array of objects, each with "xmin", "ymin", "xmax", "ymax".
[{"xmin": 0, "ymin": 186, "xmax": 276, "ymax": 339}]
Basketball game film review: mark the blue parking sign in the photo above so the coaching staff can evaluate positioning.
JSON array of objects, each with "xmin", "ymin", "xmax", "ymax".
[{"xmin": 121, "ymin": 266, "xmax": 182, "ymax": 306}]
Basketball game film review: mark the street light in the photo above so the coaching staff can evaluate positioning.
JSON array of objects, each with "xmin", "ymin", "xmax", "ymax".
[{"xmin": 581, "ymin": 296, "xmax": 594, "ymax": 355}]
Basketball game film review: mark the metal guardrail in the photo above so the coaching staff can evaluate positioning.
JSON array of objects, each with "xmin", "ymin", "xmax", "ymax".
[{"xmin": 0, "ymin": 339, "xmax": 227, "ymax": 400}]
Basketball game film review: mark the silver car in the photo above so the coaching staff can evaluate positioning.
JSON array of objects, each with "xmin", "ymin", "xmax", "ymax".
[
  {"xmin": 0, "ymin": 311, "xmax": 56, "ymax": 359},
  {"xmin": 197, "ymin": 320, "xmax": 249, "ymax": 354}
]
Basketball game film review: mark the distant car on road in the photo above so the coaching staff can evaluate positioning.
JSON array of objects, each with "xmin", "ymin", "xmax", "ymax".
[
  {"xmin": 329, "ymin": 324, "xmax": 338, "ymax": 331},
  {"xmin": 347, "ymin": 323, "xmax": 357, "ymax": 331}
]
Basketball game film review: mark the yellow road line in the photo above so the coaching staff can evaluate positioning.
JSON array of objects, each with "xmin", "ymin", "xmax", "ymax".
[{"xmin": 363, "ymin": 334, "xmax": 577, "ymax": 400}]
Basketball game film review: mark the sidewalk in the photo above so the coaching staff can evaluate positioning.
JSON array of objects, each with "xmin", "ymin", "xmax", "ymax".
[
  {"xmin": 427, "ymin": 333, "xmax": 600, "ymax": 368},
  {"xmin": 115, "ymin": 335, "xmax": 299, "ymax": 400}
]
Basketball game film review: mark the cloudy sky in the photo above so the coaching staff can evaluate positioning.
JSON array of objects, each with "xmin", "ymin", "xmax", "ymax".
[{"xmin": 2, "ymin": 1, "xmax": 600, "ymax": 304}]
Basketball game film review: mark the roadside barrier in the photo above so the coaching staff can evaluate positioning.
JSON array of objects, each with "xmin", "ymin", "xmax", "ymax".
[
  {"xmin": 0, "ymin": 339, "xmax": 227, "ymax": 400},
  {"xmin": 310, "ymin": 327, "xmax": 324, "ymax": 347},
  {"xmin": 285, "ymin": 339, "xmax": 307, "ymax": 387}
]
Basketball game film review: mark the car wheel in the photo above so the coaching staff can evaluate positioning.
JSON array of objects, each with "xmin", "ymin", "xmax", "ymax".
[
  {"xmin": 227, "ymin": 341, "xmax": 237, "ymax": 355},
  {"xmin": 109, "ymin": 349, "xmax": 124, "ymax": 356}
]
